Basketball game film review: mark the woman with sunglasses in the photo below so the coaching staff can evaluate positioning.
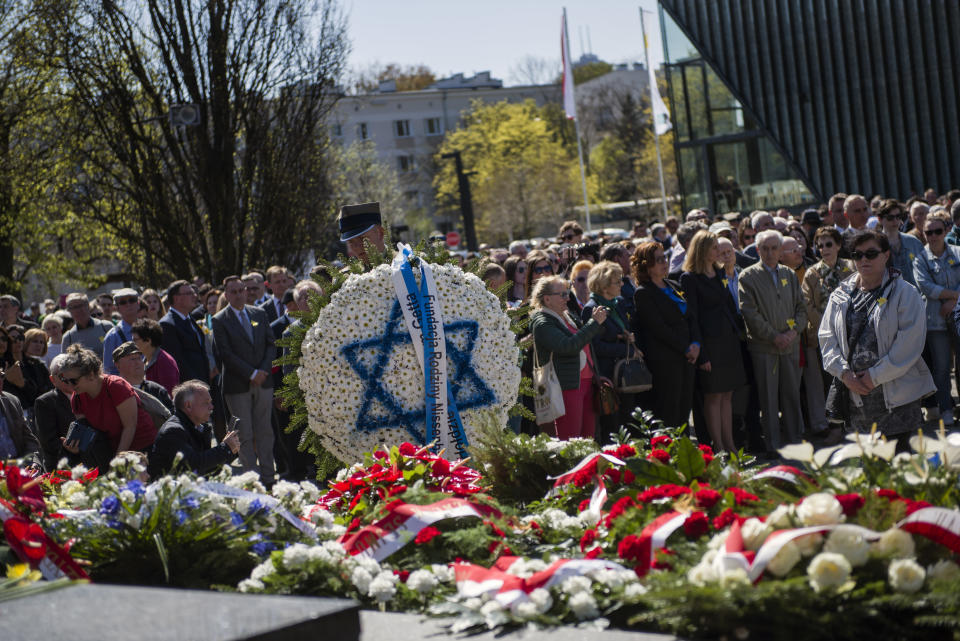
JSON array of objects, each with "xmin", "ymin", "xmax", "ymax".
[
  {"xmin": 522, "ymin": 250, "xmax": 555, "ymax": 303},
  {"xmin": 530, "ymin": 275, "xmax": 607, "ymax": 440},
  {"xmin": 913, "ymin": 210, "xmax": 960, "ymax": 425},
  {"xmin": 631, "ymin": 241, "xmax": 698, "ymax": 428},
  {"xmin": 1, "ymin": 325, "xmax": 53, "ymax": 419},
  {"xmin": 819, "ymin": 230, "xmax": 935, "ymax": 437},
  {"xmin": 802, "ymin": 227, "xmax": 855, "ymax": 443},
  {"xmin": 59, "ymin": 344, "xmax": 158, "ymax": 467},
  {"xmin": 502, "ymin": 256, "xmax": 526, "ymax": 305}
]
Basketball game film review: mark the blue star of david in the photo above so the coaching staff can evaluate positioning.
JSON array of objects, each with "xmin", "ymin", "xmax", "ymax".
[{"xmin": 340, "ymin": 300, "xmax": 495, "ymax": 443}]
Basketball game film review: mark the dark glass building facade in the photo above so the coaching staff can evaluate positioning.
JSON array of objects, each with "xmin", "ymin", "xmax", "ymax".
[{"xmin": 660, "ymin": 0, "xmax": 960, "ymax": 215}]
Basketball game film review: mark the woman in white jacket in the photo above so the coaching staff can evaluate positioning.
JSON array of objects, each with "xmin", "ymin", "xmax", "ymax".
[{"xmin": 819, "ymin": 230, "xmax": 936, "ymax": 436}]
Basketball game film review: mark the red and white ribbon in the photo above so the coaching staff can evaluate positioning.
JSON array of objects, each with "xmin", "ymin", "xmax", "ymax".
[
  {"xmin": 547, "ymin": 452, "xmax": 625, "ymax": 487},
  {"xmin": 644, "ymin": 510, "xmax": 687, "ymax": 566},
  {"xmin": 454, "ymin": 556, "xmax": 627, "ymax": 606},
  {"xmin": 339, "ymin": 497, "xmax": 500, "ymax": 561},
  {"xmin": 0, "ymin": 498, "xmax": 88, "ymax": 581},
  {"xmin": 751, "ymin": 465, "xmax": 812, "ymax": 485},
  {"xmin": 713, "ymin": 520, "xmax": 753, "ymax": 576},
  {"xmin": 898, "ymin": 507, "xmax": 960, "ymax": 554}
]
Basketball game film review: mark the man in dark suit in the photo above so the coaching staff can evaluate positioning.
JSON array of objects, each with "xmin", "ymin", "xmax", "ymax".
[
  {"xmin": 33, "ymin": 353, "xmax": 77, "ymax": 470},
  {"xmin": 0, "ymin": 368, "xmax": 41, "ymax": 469},
  {"xmin": 148, "ymin": 380, "xmax": 239, "ymax": 478},
  {"xmin": 259, "ymin": 266, "xmax": 293, "ymax": 324},
  {"xmin": 269, "ymin": 289, "xmax": 300, "ymax": 479},
  {"xmin": 212, "ymin": 275, "xmax": 276, "ymax": 485},
  {"xmin": 160, "ymin": 280, "xmax": 211, "ymax": 383}
]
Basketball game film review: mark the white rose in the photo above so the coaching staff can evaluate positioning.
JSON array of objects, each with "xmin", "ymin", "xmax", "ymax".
[
  {"xmin": 872, "ymin": 529, "xmax": 915, "ymax": 559},
  {"xmin": 560, "ymin": 575, "xmax": 592, "ymax": 595},
  {"xmin": 888, "ymin": 558, "xmax": 925, "ymax": 593},
  {"xmin": 351, "ymin": 567, "xmax": 373, "ymax": 594},
  {"xmin": 766, "ymin": 540, "xmax": 802, "ymax": 577},
  {"xmin": 368, "ymin": 571, "xmax": 397, "ymax": 602},
  {"xmin": 765, "ymin": 504, "xmax": 796, "ymax": 529},
  {"xmin": 807, "ymin": 552, "xmax": 852, "ymax": 592},
  {"xmin": 624, "ymin": 582, "xmax": 647, "ymax": 599},
  {"xmin": 250, "ymin": 558, "xmax": 275, "ymax": 582},
  {"xmin": 796, "ymin": 493, "xmax": 844, "ymax": 527},
  {"xmin": 719, "ymin": 568, "xmax": 751, "ymax": 588},
  {"xmin": 529, "ymin": 588, "xmax": 553, "ymax": 613},
  {"xmin": 238, "ymin": 578, "xmax": 263, "ymax": 592},
  {"xmin": 741, "ymin": 518, "xmax": 773, "ymax": 551},
  {"xmin": 511, "ymin": 600, "xmax": 540, "ymax": 619},
  {"xmin": 927, "ymin": 559, "xmax": 960, "ymax": 583},
  {"xmin": 406, "ymin": 569, "xmax": 438, "ymax": 594},
  {"xmin": 567, "ymin": 591, "xmax": 599, "ymax": 620},
  {"xmin": 687, "ymin": 562, "xmax": 717, "ymax": 586},
  {"xmin": 824, "ymin": 525, "xmax": 871, "ymax": 567},
  {"xmin": 794, "ymin": 532, "xmax": 824, "ymax": 557},
  {"xmin": 282, "ymin": 543, "xmax": 311, "ymax": 570}
]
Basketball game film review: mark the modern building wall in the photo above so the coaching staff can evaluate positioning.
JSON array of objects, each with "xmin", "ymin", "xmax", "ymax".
[{"xmin": 660, "ymin": 0, "xmax": 960, "ymax": 206}]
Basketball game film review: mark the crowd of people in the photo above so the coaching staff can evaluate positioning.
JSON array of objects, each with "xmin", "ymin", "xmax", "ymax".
[
  {"xmin": 2, "ymin": 192, "xmax": 959, "ymax": 479},
  {"xmin": 481, "ymin": 189, "xmax": 960, "ymax": 458}
]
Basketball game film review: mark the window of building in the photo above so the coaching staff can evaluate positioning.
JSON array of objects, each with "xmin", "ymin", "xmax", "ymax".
[
  {"xmin": 424, "ymin": 117, "xmax": 443, "ymax": 136},
  {"xmin": 660, "ymin": 7, "xmax": 814, "ymax": 215},
  {"xmin": 357, "ymin": 122, "xmax": 368, "ymax": 140},
  {"xmin": 394, "ymin": 119, "xmax": 411, "ymax": 137},
  {"xmin": 330, "ymin": 123, "xmax": 343, "ymax": 137},
  {"xmin": 397, "ymin": 155, "xmax": 416, "ymax": 173}
]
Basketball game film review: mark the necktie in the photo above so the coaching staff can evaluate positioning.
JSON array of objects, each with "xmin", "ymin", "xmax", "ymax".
[{"xmin": 236, "ymin": 308, "xmax": 253, "ymax": 342}]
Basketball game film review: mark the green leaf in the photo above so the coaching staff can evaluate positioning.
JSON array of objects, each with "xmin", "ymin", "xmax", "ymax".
[
  {"xmin": 626, "ymin": 458, "xmax": 683, "ymax": 486},
  {"xmin": 674, "ymin": 438, "xmax": 705, "ymax": 482}
]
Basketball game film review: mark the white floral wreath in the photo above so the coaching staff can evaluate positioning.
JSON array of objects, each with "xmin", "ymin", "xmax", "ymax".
[{"xmin": 299, "ymin": 261, "xmax": 520, "ymax": 463}]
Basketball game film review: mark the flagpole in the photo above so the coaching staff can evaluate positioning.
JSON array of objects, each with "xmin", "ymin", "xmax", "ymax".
[
  {"xmin": 640, "ymin": 7, "xmax": 669, "ymax": 221},
  {"xmin": 564, "ymin": 8, "xmax": 592, "ymax": 232}
]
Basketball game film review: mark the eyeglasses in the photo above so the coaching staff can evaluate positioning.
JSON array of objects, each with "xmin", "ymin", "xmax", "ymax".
[
  {"xmin": 516, "ymin": 266, "xmax": 526, "ymax": 272},
  {"xmin": 743, "ymin": 234, "xmax": 756, "ymax": 242},
  {"xmin": 175, "ymin": 288, "xmax": 197, "ymax": 297},
  {"xmin": 925, "ymin": 227, "xmax": 945, "ymax": 236},
  {"xmin": 90, "ymin": 311, "xmax": 103, "ymax": 318},
  {"xmin": 115, "ymin": 297, "xmax": 139, "ymax": 305},
  {"xmin": 879, "ymin": 214, "xmax": 903, "ymax": 222},
  {"xmin": 575, "ymin": 276, "xmax": 587, "ymax": 282},
  {"xmin": 561, "ymin": 233, "xmax": 577, "ymax": 241},
  {"xmin": 546, "ymin": 290, "xmax": 570, "ymax": 299},
  {"xmin": 851, "ymin": 248, "xmax": 884, "ymax": 261},
  {"xmin": 67, "ymin": 303, "xmax": 87, "ymax": 311},
  {"xmin": 58, "ymin": 374, "xmax": 81, "ymax": 386},
  {"xmin": 816, "ymin": 241, "xmax": 834, "ymax": 250},
  {"xmin": 533, "ymin": 265, "xmax": 553, "ymax": 275}
]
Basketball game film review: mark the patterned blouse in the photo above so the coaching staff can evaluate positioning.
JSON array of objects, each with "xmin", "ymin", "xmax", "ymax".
[{"xmin": 802, "ymin": 258, "xmax": 855, "ymax": 340}]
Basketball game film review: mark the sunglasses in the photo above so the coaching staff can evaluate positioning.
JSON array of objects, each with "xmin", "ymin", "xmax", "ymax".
[
  {"xmin": 9, "ymin": 335, "xmax": 23, "ymax": 342},
  {"xmin": 561, "ymin": 233, "xmax": 576, "ymax": 241},
  {"xmin": 58, "ymin": 374, "xmax": 81, "ymax": 386},
  {"xmin": 851, "ymin": 248, "xmax": 884, "ymax": 261},
  {"xmin": 879, "ymin": 214, "xmax": 903, "ymax": 222},
  {"xmin": 576, "ymin": 276, "xmax": 587, "ymax": 282},
  {"xmin": 816, "ymin": 241, "xmax": 834, "ymax": 250},
  {"xmin": 533, "ymin": 265, "xmax": 553, "ymax": 275},
  {"xmin": 925, "ymin": 227, "xmax": 945, "ymax": 236},
  {"xmin": 116, "ymin": 297, "xmax": 139, "ymax": 305},
  {"xmin": 90, "ymin": 312, "xmax": 103, "ymax": 318},
  {"xmin": 547, "ymin": 290, "xmax": 570, "ymax": 299}
]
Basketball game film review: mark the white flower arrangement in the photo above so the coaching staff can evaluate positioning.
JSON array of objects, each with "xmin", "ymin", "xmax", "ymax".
[{"xmin": 298, "ymin": 261, "xmax": 520, "ymax": 462}]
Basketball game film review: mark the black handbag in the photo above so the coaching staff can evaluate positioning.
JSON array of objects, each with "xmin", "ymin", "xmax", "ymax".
[
  {"xmin": 65, "ymin": 419, "xmax": 114, "ymax": 470},
  {"xmin": 613, "ymin": 343, "xmax": 653, "ymax": 393}
]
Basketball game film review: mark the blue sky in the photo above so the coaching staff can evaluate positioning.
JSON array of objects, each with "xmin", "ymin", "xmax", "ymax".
[{"xmin": 344, "ymin": 0, "xmax": 664, "ymax": 86}]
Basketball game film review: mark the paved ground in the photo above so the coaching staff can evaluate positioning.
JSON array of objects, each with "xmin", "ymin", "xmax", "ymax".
[{"xmin": 359, "ymin": 611, "xmax": 682, "ymax": 641}]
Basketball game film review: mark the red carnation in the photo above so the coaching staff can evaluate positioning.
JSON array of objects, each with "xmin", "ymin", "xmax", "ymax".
[
  {"xmin": 683, "ymin": 512, "xmax": 710, "ymax": 539},
  {"xmin": 387, "ymin": 485, "xmax": 407, "ymax": 497},
  {"xmin": 712, "ymin": 508, "xmax": 745, "ymax": 530},
  {"xmin": 727, "ymin": 487, "xmax": 759, "ymax": 505},
  {"xmin": 905, "ymin": 499, "xmax": 932, "ymax": 515},
  {"xmin": 695, "ymin": 488, "xmax": 722, "ymax": 509},
  {"xmin": 398, "ymin": 442, "xmax": 417, "ymax": 456},
  {"xmin": 373, "ymin": 450, "xmax": 388, "ymax": 460},
  {"xmin": 876, "ymin": 488, "xmax": 901, "ymax": 501},
  {"xmin": 572, "ymin": 460, "xmax": 599, "ymax": 488},
  {"xmin": 3, "ymin": 517, "xmax": 47, "ymax": 562},
  {"xmin": 698, "ymin": 444, "xmax": 714, "ymax": 464},
  {"xmin": 604, "ymin": 468, "xmax": 622, "ymax": 484},
  {"xmin": 622, "ymin": 470, "xmax": 636, "ymax": 484},
  {"xmin": 580, "ymin": 528, "xmax": 598, "ymax": 552},
  {"xmin": 414, "ymin": 526, "xmax": 442, "ymax": 545},
  {"xmin": 650, "ymin": 435, "xmax": 673, "ymax": 449},
  {"xmin": 647, "ymin": 449, "xmax": 671, "ymax": 463},
  {"xmin": 585, "ymin": 546, "xmax": 602, "ymax": 559},
  {"xmin": 346, "ymin": 517, "xmax": 361, "ymax": 533},
  {"xmin": 617, "ymin": 534, "xmax": 645, "ymax": 561},
  {"xmin": 5, "ymin": 466, "xmax": 45, "ymax": 512},
  {"xmin": 604, "ymin": 496, "xmax": 636, "ymax": 526},
  {"xmin": 835, "ymin": 493, "xmax": 865, "ymax": 517},
  {"xmin": 578, "ymin": 499, "xmax": 591, "ymax": 512},
  {"xmin": 638, "ymin": 484, "xmax": 690, "ymax": 503},
  {"xmin": 394, "ymin": 569, "xmax": 410, "ymax": 582},
  {"xmin": 432, "ymin": 458, "xmax": 451, "ymax": 476}
]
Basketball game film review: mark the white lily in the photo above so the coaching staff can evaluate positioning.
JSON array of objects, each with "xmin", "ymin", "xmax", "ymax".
[
  {"xmin": 777, "ymin": 442, "xmax": 814, "ymax": 464},
  {"xmin": 829, "ymin": 429, "xmax": 896, "ymax": 465}
]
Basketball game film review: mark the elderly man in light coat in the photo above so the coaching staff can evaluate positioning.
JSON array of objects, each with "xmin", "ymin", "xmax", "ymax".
[{"xmin": 738, "ymin": 230, "xmax": 807, "ymax": 455}]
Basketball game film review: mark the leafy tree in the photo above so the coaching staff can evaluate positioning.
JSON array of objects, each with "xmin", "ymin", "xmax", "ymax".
[
  {"xmin": 47, "ymin": 0, "xmax": 349, "ymax": 284},
  {"xmin": 433, "ymin": 99, "xmax": 579, "ymax": 244},
  {"xmin": 351, "ymin": 63, "xmax": 436, "ymax": 93}
]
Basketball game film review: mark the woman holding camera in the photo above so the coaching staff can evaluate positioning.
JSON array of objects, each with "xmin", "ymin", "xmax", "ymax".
[{"xmin": 59, "ymin": 345, "xmax": 158, "ymax": 465}]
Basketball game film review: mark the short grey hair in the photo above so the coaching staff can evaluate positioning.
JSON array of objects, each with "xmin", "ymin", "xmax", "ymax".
[
  {"xmin": 42, "ymin": 315, "xmax": 63, "ymax": 329},
  {"xmin": 676, "ymin": 221, "xmax": 706, "ymax": 248},
  {"xmin": 172, "ymin": 379, "xmax": 211, "ymax": 412},
  {"xmin": 49, "ymin": 353, "xmax": 69, "ymax": 375},
  {"xmin": 755, "ymin": 229, "xmax": 783, "ymax": 247},
  {"xmin": 750, "ymin": 210, "xmax": 772, "ymax": 229},
  {"xmin": 293, "ymin": 279, "xmax": 322, "ymax": 302},
  {"xmin": 951, "ymin": 198, "xmax": 960, "ymax": 223}
]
